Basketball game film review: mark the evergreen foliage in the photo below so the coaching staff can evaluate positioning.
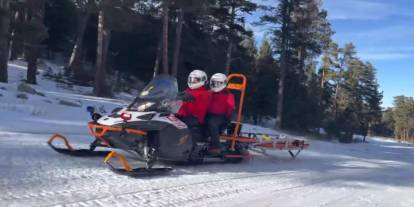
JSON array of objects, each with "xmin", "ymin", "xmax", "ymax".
[
  {"xmin": 391, "ymin": 96, "xmax": 414, "ymax": 142},
  {"xmin": 0, "ymin": 0, "xmax": 388, "ymax": 142}
]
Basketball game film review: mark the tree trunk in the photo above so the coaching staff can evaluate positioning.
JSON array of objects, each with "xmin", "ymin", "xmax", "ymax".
[
  {"xmin": 320, "ymin": 68, "xmax": 325, "ymax": 88},
  {"xmin": 153, "ymin": 37, "xmax": 162, "ymax": 78},
  {"xmin": 9, "ymin": 31, "xmax": 22, "ymax": 60},
  {"xmin": 102, "ymin": 30, "xmax": 111, "ymax": 73},
  {"xmin": 26, "ymin": 45, "xmax": 37, "ymax": 84},
  {"xmin": 224, "ymin": 4, "xmax": 236, "ymax": 75},
  {"xmin": 275, "ymin": 50, "xmax": 286, "ymax": 129},
  {"xmin": 225, "ymin": 41, "xmax": 233, "ymax": 75},
  {"xmin": 9, "ymin": 9, "xmax": 23, "ymax": 61},
  {"xmin": 0, "ymin": 0, "xmax": 10, "ymax": 83},
  {"xmin": 161, "ymin": 1, "xmax": 169, "ymax": 74},
  {"xmin": 68, "ymin": 11, "xmax": 89, "ymax": 79},
  {"xmin": 275, "ymin": 0, "xmax": 291, "ymax": 129},
  {"xmin": 298, "ymin": 46, "xmax": 305, "ymax": 71},
  {"xmin": 94, "ymin": 9, "xmax": 110, "ymax": 97},
  {"xmin": 171, "ymin": 8, "xmax": 183, "ymax": 77},
  {"xmin": 25, "ymin": 0, "xmax": 45, "ymax": 85},
  {"xmin": 333, "ymin": 78, "xmax": 340, "ymax": 120}
]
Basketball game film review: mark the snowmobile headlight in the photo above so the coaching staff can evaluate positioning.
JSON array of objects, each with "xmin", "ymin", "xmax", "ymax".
[{"xmin": 137, "ymin": 102, "xmax": 155, "ymax": 112}]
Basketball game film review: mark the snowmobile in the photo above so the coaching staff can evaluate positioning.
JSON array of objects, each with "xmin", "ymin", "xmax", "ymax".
[{"xmin": 48, "ymin": 73, "xmax": 309, "ymax": 177}]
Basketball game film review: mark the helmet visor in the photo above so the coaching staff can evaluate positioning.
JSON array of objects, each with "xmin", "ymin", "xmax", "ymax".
[
  {"xmin": 188, "ymin": 77, "xmax": 202, "ymax": 85},
  {"xmin": 210, "ymin": 80, "xmax": 225, "ymax": 89}
]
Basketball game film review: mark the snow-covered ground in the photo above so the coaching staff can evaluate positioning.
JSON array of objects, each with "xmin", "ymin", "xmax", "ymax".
[{"xmin": 1, "ymin": 62, "xmax": 414, "ymax": 207}]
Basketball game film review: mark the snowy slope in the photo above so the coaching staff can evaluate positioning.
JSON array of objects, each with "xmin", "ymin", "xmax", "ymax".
[
  {"xmin": 1, "ymin": 62, "xmax": 414, "ymax": 207},
  {"xmin": 0, "ymin": 61, "xmax": 127, "ymax": 134}
]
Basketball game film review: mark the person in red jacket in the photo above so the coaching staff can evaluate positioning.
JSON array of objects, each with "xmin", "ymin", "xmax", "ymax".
[
  {"xmin": 176, "ymin": 70, "xmax": 211, "ymax": 140},
  {"xmin": 207, "ymin": 73, "xmax": 235, "ymax": 154}
]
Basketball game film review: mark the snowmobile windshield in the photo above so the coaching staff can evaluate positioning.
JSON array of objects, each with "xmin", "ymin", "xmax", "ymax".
[
  {"xmin": 138, "ymin": 74, "xmax": 178, "ymax": 100},
  {"xmin": 127, "ymin": 74, "xmax": 179, "ymax": 112}
]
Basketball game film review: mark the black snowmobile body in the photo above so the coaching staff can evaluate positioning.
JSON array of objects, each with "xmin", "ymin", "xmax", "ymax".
[
  {"xmin": 92, "ymin": 74, "xmax": 247, "ymax": 164},
  {"xmin": 49, "ymin": 74, "xmax": 256, "ymax": 176}
]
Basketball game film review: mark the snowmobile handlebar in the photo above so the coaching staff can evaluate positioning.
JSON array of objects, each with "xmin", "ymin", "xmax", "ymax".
[
  {"xmin": 176, "ymin": 91, "xmax": 195, "ymax": 102},
  {"xmin": 86, "ymin": 106, "xmax": 103, "ymax": 122}
]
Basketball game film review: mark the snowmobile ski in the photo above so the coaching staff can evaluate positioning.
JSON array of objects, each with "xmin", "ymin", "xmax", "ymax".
[
  {"xmin": 104, "ymin": 151, "xmax": 173, "ymax": 177},
  {"xmin": 47, "ymin": 133, "xmax": 110, "ymax": 157}
]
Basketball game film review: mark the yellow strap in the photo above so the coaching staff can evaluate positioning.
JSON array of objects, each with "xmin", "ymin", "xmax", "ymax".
[{"xmin": 261, "ymin": 134, "xmax": 273, "ymax": 142}]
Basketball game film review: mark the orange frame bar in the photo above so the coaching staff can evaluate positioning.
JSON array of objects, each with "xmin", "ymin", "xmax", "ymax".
[
  {"xmin": 87, "ymin": 122, "xmax": 147, "ymax": 146},
  {"xmin": 225, "ymin": 73, "xmax": 247, "ymax": 150}
]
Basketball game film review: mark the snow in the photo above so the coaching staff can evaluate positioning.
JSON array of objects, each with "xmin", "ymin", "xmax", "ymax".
[{"xmin": 1, "ymin": 62, "xmax": 414, "ymax": 207}]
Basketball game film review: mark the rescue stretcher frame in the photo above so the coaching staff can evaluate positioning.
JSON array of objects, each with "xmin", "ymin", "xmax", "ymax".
[{"xmin": 220, "ymin": 74, "xmax": 309, "ymax": 159}]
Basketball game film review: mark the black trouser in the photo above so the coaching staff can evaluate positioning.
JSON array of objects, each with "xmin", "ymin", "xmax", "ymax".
[
  {"xmin": 207, "ymin": 114, "xmax": 228, "ymax": 149},
  {"xmin": 177, "ymin": 115, "xmax": 203, "ymax": 143}
]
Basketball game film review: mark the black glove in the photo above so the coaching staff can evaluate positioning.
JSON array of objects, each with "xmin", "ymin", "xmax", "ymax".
[
  {"xmin": 177, "ymin": 91, "xmax": 195, "ymax": 102},
  {"xmin": 91, "ymin": 113, "xmax": 102, "ymax": 122}
]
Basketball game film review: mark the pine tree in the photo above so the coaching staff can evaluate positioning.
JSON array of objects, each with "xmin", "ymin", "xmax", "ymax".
[
  {"xmin": 94, "ymin": 3, "xmax": 108, "ymax": 96},
  {"xmin": 4, "ymin": 0, "xmax": 47, "ymax": 84},
  {"xmin": 25, "ymin": 0, "xmax": 48, "ymax": 84},
  {"xmin": 171, "ymin": 7, "xmax": 183, "ymax": 77},
  {"xmin": 393, "ymin": 96, "xmax": 414, "ymax": 141},
  {"xmin": 161, "ymin": 0, "xmax": 169, "ymax": 74},
  {"xmin": 93, "ymin": 0, "xmax": 141, "ymax": 96},
  {"xmin": 261, "ymin": 0, "xmax": 292, "ymax": 129},
  {"xmin": 210, "ymin": 0, "xmax": 256, "ymax": 74},
  {"xmin": 262, "ymin": 0, "xmax": 332, "ymax": 130},
  {"xmin": 334, "ymin": 55, "xmax": 382, "ymax": 142},
  {"xmin": 170, "ymin": 0, "xmax": 209, "ymax": 77},
  {"xmin": 8, "ymin": 1, "xmax": 25, "ymax": 61},
  {"xmin": 249, "ymin": 39, "xmax": 278, "ymax": 124},
  {"xmin": 44, "ymin": 0, "xmax": 77, "ymax": 58},
  {"xmin": 68, "ymin": 0, "xmax": 96, "ymax": 80}
]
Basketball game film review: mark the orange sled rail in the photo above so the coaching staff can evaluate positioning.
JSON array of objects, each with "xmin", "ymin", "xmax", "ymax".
[
  {"xmin": 47, "ymin": 133, "xmax": 110, "ymax": 157},
  {"xmin": 48, "ymin": 133, "xmax": 75, "ymax": 151}
]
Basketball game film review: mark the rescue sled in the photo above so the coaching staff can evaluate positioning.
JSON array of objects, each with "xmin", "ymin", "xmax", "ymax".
[{"xmin": 48, "ymin": 73, "xmax": 309, "ymax": 177}]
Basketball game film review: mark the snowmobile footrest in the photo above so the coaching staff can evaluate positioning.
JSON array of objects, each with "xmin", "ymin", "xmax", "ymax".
[
  {"xmin": 104, "ymin": 151, "xmax": 172, "ymax": 177},
  {"xmin": 48, "ymin": 133, "xmax": 110, "ymax": 157}
]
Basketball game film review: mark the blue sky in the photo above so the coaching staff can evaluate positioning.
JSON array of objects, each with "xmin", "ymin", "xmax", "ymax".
[{"xmin": 247, "ymin": 0, "xmax": 414, "ymax": 108}]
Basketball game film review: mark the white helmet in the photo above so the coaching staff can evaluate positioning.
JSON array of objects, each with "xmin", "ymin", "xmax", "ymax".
[
  {"xmin": 210, "ymin": 73, "xmax": 228, "ymax": 92},
  {"xmin": 187, "ymin": 69, "xmax": 207, "ymax": 89}
]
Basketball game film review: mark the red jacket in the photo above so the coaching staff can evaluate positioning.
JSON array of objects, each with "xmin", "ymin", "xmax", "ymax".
[
  {"xmin": 177, "ymin": 86, "xmax": 211, "ymax": 124},
  {"xmin": 208, "ymin": 89, "xmax": 235, "ymax": 118}
]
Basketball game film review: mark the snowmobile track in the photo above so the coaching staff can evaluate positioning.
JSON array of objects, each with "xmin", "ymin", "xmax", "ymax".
[
  {"xmin": 0, "ymin": 170, "xmax": 318, "ymax": 207},
  {"xmin": 50, "ymin": 172, "xmax": 330, "ymax": 207}
]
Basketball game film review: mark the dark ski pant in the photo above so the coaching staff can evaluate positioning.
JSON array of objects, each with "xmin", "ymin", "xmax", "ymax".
[
  {"xmin": 207, "ymin": 114, "xmax": 229, "ymax": 149},
  {"xmin": 177, "ymin": 115, "xmax": 203, "ymax": 142}
]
